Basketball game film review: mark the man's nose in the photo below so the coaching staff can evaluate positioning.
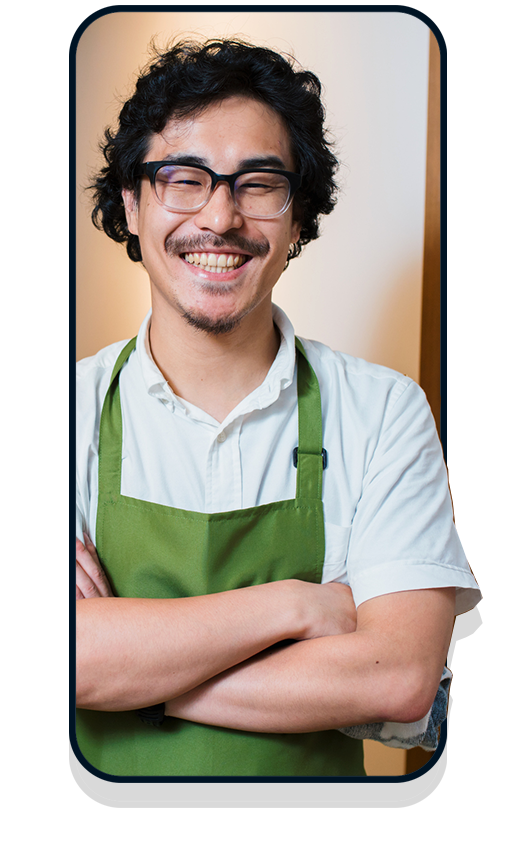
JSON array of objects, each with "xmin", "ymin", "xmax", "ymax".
[{"xmin": 194, "ymin": 182, "xmax": 244, "ymax": 233}]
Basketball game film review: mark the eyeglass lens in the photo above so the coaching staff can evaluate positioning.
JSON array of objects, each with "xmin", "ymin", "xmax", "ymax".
[{"xmin": 154, "ymin": 165, "xmax": 292, "ymax": 217}]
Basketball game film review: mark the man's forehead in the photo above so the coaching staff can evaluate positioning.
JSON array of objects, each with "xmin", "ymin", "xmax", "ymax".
[
  {"xmin": 146, "ymin": 97, "xmax": 295, "ymax": 167},
  {"xmin": 161, "ymin": 95, "xmax": 285, "ymax": 132}
]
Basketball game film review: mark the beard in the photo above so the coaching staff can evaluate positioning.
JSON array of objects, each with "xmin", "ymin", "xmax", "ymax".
[
  {"xmin": 180, "ymin": 306, "xmax": 243, "ymax": 335},
  {"xmin": 165, "ymin": 232, "xmax": 271, "ymax": 335}
]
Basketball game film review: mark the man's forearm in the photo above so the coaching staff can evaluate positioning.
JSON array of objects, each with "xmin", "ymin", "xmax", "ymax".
[
  {"xmin": 165, "ymin": 632, "xmax": 434, "ymax": 731},
  {"xmin": 165, "ymin": 588, "xmax": 455, "ymax": 732},
  {"xmin": 77, "ymin": 583, "xmax": 302, "ymax": 710},
  {"xmin": 76, "ymin": 580, "xmax": 356, "ymax": 711}
]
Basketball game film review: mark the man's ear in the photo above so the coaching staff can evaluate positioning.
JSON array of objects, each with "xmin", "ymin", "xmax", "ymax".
[
  {"xmin": 122, "ymin": 188, "xmax": 139, "ymax": 235},
  {"xmin": 290, "ymin": 219, "xmax": 301, "ymax": 246}
]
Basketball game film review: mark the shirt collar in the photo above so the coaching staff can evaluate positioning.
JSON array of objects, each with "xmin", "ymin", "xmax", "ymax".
[{"xmin": 136, "ymin": 304, "xmax": 297, "ymax": 424}]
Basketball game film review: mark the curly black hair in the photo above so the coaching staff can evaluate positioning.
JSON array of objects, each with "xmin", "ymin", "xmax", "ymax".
[{"xmin": 90, "ymin": 38, "xmax": 339, "ymax": 263}]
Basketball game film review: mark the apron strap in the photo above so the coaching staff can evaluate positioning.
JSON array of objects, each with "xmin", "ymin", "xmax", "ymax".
[
  {"xmin": 98, "ymin": 335, "xmax": 324, "ymax": 503},
  {"xmin": 98, "ymin": 337, "xmax": 137, "ymax": 502},
  {"xmin": 294, "ymin": 338, "xmax": 324, "ymax": 501}
]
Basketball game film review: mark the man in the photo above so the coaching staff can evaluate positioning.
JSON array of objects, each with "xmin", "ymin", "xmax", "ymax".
[{"xmin": 75, "ymin": 39, "xmax": 481, "ymax": 778}]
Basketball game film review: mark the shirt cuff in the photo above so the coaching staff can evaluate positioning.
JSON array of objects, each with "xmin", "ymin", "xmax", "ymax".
[{"xmin": 349, "ymin": 560, "xmax": 482, "ymax": 615}]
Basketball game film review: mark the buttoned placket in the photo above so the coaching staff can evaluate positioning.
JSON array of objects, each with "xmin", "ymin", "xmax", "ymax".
[
  {"xmin": 148, "ymin": 385, "xmax": 248, "ymax": 513},
  {"xmin": 205, "ymin": 416, "xmax": 243, "ymax": 512},
  {"xmin": 139, "ymin": 312, "xmax": 296, "ymax": 514}
]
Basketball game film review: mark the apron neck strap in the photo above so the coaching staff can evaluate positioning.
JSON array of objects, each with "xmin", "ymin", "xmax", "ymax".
[
  {"xmin": 98, "ymin": 337, "xmax": 137, "ymax": 500},
  {"xmin": 110, "ymin": 337, "xmax": 137, "ymax": 384},
  {"xmin": 295, "ymin": 338, "xmax": 324, "ymax": 501}
]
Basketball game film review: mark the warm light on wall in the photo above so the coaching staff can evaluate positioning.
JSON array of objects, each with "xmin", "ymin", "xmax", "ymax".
[{"xmin": 76, "ymin": 9, "xmax": 430, "ymax": 386}]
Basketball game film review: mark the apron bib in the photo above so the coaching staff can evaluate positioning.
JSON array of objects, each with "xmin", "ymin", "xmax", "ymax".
[{"xmin": 76, "ymin": 337, "xmax": 364, "ymax": 778}]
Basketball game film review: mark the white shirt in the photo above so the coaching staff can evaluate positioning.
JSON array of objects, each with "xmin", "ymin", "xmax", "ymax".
[{"xmin": 76, "ymin": 305, "xmax": 481, "ymax": 615}]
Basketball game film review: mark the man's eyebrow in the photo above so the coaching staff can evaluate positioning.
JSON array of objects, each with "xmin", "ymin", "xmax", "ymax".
[
  {"xmin": 237, "ymin": 156, "xmax": 289, "ymax": 171},
  {"xmin": 157, "ymin": 154, "xmax": 290, "ymax": 171},
  {"xmin": 159, "ymin": 154, "xmax": 208, "ymax": 166}
]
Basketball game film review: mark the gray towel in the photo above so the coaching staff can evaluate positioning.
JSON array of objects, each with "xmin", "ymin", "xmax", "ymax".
[{"xmin": 337, "ymin": 666, "xmax": 452, "ymax": 751}]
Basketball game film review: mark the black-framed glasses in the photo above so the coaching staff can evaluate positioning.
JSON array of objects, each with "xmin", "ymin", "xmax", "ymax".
[{"xmin": 136, "ymin": 162, "xmax": 302, "ymax": 219}]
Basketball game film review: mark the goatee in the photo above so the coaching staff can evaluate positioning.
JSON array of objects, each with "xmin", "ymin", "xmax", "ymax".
[
  {"xmin": 181, "ymin": 308, "xmax": 243, "ymax": 336},
  {"xmin": 165, "ymin": 233, "xmax": 271, "ymax": 335}
]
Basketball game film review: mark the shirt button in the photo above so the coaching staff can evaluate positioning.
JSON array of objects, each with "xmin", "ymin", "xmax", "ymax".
[{"xmin": 217, "ymin": 431, "xmax": 226, "ymax": 443}]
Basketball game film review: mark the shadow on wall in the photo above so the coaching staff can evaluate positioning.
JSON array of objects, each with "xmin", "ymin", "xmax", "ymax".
[{"xmin": 367, "ymin": 261, "xmax": 424, "ymax": 381}]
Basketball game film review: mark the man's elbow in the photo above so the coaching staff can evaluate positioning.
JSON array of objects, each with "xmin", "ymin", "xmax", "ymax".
[
  {"xmin": 76, "ymin": 671, "xmax": 96, "ymax": 709},
  {"xmin": 76, "ymin": 657, "xmax": 128, "ymax": 710},
  {"xmin": 384, "ymin": 666, "xmax": 440, "ymax": 723},
  {"xmin": 75, "ymin": 636, "xmax": 97, "ymax": 709},
  {"xmin": 76, "ymin": 600, "xmax": 113, "ymax": 709},
  {"xmin": 76, "ymin": 607, "xmax": 92, "ymax": 707}
]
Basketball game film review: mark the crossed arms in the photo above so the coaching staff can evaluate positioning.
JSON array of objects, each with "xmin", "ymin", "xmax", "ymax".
[{"xmin": 76, "ymin": 535, "xmax": 455, "ymax": 732}]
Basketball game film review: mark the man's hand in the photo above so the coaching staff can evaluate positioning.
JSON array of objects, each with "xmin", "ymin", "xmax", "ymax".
[
  {"xmin": 296, "ymin": 581, "xmax": 357, "ymax": 639},
  {"xmin": 76, "ymin": 535, "xmax": 113, "ymax": 600}
]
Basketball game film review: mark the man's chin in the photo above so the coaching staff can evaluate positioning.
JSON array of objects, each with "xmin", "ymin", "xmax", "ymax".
[{"xmin": 181, "ymin": 308, "xmax": 242, "ymax": 336}]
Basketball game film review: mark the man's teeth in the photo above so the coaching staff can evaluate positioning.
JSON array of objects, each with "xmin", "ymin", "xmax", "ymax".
[{"xmin": 183, "ymin": 252, "xmax": 245, "ymax": 272}]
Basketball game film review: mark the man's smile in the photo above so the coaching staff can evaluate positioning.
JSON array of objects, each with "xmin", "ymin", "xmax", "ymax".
[
  {"xmin": 182, "ymin": 251, "xmax": 247, "ymax": 273},
  {"xmin": 165, "ymin": 232, "xmax": 270, "ymax": 271}
]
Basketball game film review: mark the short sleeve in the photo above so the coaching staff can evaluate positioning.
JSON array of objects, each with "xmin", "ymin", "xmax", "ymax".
[{"xmin": 346, "ymin": 379, "xmax": 481, "ymax": 615}]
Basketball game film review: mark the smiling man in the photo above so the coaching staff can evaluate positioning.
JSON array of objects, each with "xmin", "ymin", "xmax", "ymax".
[
  {"xmin": 75, "ymin": 39, "xmax": 481, "ymax": 778},
  {"xmin": 119, "ymin": 96, "xmax": 302, "ymax": 422}
]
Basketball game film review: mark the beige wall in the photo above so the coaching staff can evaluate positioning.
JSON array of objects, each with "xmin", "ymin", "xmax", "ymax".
[{"xmin": 76, "ymin": 9, "xmax": 430, "ymax": 383}]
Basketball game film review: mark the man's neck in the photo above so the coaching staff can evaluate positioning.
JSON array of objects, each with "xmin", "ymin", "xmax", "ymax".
[{"xmin": 148, "ymin": 302, "xmax": 281, "ymax": 424}]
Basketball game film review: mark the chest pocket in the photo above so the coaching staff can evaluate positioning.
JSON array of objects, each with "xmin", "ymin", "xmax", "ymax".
[{"xmin": 322, "ymin": 521, "xmax": 352, "ymax": 583}]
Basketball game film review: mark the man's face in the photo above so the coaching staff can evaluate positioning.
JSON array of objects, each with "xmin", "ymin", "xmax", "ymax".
[{"xmin": 123, "ymin": 96, "xmax": 301, "ymax": 335}]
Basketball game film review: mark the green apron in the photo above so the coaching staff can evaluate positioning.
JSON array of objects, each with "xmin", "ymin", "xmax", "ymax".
[{"xmin": 76, "ymin": 337, "xmax": 364, "ymax": 778}]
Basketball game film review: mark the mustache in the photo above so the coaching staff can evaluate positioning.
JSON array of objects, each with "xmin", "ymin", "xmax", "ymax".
[{"xmin": 165, "ymin": 233, "xmax": 270, "ymax": 258}]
